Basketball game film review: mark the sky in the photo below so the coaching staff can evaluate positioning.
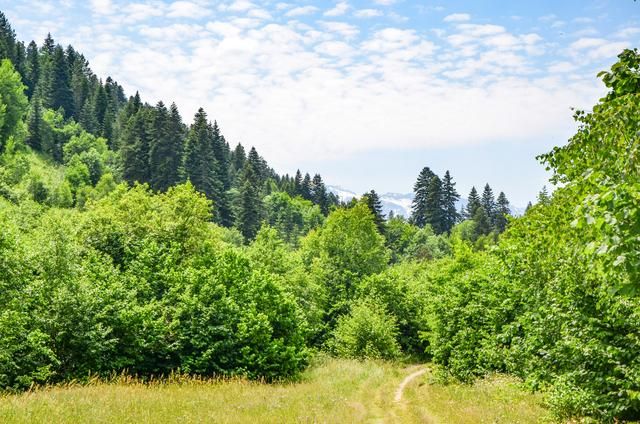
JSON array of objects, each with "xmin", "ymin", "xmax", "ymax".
[{"xmin": 2, "ymin": 0, "xmax": 640, "ymax": 206}]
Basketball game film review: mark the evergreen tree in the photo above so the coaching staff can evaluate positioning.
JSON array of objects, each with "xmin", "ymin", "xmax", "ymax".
[
  {"xmin": 93, "ymin": 83, "xmax": 108, "ymax": 135},
  {"xmin": 311, "ymin": 173, "xmax": 329, "ymax": 215},
  {"xmin": 494, "ymin": 191, "xmax": 511, "ymax": 233},
  {"xmin": 465, "ymin": 186, "xmax": 481, "ymax": 219},
  {"xmin": 537, "ymin": 185, "xmax": 551, "ymax": 205},
  {"xmin": 481, "ymin": 183, "xmax": 496, "ymax": 226},
  {"xmin": 149, "ymin": 101, "xmax": 184, "ymax": 192},
  {"xmin": 234, "ymin": 163, "xmax": 262, "ymax": 240},
  {"xmin": 294, "ymin": 169, "xmax": 303, "ymax": 196},
  {"xmin": 301, "ymin": 173, "xmax": 313, "ymax": 201},
  {"xmin": 24, "ymin": 41, "xmax": 39, "ymax": 98},
  {"xmin": 120, "ymin": 107, "xmax": 152, "ymax": 184},
  {"xmin": 425, "ymin": 175, "xmax": 445, "ymax": 234},
  {"xmin": 230, "ymin": 143, "xmax": 246, "ymax": 182},
  {"xmin": 441, "ymin": 170, "xmax": 460, "ymax": 233},
  {"xmin": 411, "ymin": 166, "xmax": 435, "ymax": 228},
  {"xmin": 182, "ymin": 108, "xmax": 219, "ymax": 202},
  {"xmin": 362, "ymin": 189, "xmax": 385, "ymax": 234},
  {"xmin": 0, "ymin": 12, "xmax": 16, "ymax": 63},
  {"xmin": 210, "ymin": 120, "xmax": 233, "ymax": 226},
  {"xmin": 50, "ymin": 44, "xmax": 74, "ymax": 118},
  {"xmin": 42, "ymin": 33, "xmax": 55, "ymax": 56},
  {"xmin": 25, "ymin": 97, "xmax": 44, "ymax": 150},
  {"xmin": 472, "ymin": 205, "xmax": 492, "ymax": 238}
]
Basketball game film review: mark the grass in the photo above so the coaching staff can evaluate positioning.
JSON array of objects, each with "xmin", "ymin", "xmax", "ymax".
[{"xmin": 0, "ymin": 358, "xmax": 548, "ymax": 423}]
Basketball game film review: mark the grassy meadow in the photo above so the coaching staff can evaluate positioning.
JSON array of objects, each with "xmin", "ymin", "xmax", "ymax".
[{"xmin": 0, "ymin": 358, "xmax": 548, "ymax": 424}]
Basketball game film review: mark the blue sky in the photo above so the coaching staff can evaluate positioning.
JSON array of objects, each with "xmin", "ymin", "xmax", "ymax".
[{"xmin": 3, "ymin": 0, "xmax": 640, "ymax": 205}]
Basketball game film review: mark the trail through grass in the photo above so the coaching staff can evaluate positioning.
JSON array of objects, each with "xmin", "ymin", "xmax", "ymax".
[{"xmin": 0, "ymin": 358, "xmax": 548, "ymax": 423}]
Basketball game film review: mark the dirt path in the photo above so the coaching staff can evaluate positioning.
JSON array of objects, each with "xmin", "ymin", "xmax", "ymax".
[{"xmin": 394, "ymin": 368, "xmax": 426, "ymax": 402}]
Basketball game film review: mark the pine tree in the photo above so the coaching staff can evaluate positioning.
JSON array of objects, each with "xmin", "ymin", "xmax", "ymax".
[
  {"xmin": 42, "ymin": 33, "xmax": 55, "ymax": 56},
  {"xmin": 465, "ymin": 186, "xmax": 481, "ymax": 219},
  {"xmin": 234, "ymin": 163, "xmax": 262, "ymax": 240},
  {"xmin": 182, "ymin": 108, "xmax": 219, "ymax": 202},
  {"xmin": 0, "ymin": 12, "xmax": 16, "ymax": 63},
  {"xmin": 472, "ymin": 205, "xmax": 492, "ymax": 238},
  {"xmin": 494, "ymin": 191, "xmax": 511, "ymax": 233},
  {"xmin": 210, "ymin": 120, "xmax": 233, "ymax": 226},
  {"xmin": 120, "ymin": 107, "xmax": 152, "ymax": 184},
  {"xmin": 24, "ymin": 41, "xmax": 39, "ymax": 98},
  {"xmin": 93, "ymin": 83, "xmax": 108, "ymax": 134},
  {"xmin": 230, "ymin": 143, "xmax": 246, "ymax": 183},
  {"xmin": 301, "ymin": 173, "xmax": 313, "ymax": 201},
  {"xmin": 441, "ymin": 170, "xmax": 460, "ymax": 233},
  {"xmin": 49, "ymin": 45, "xmax": 75, "ymax": 118},
  {"xmin": 294, "ymin": 169, "xmax": 303, "ymax": 196},
  {"xmin": 311, "ymin": 173, "xmax": 329, "ymax": 215},
  {"xmin": 149, "ymin": 101, "xmax": 184, "ymax": 192},
  {"xmin": 425, "ymin": 175, "xmax": 445, "ymax": 234},
  {"xmin": 481, "ymin": 183, "xmax": 496, "ymax": 227},
  {"xmin": 25, "ymin": 96, "xmax": 44, "ymax": 150},
  {"xmin": 411, "ymin": 166, "xmax": 435, "ymax": 227},
  {"xmin": 537, "ymin": 185, "xmax": 550, "ymax": 205},
  {"xmin": 362, "ymin": 189, "xmax": 385, "ymax": 234}
]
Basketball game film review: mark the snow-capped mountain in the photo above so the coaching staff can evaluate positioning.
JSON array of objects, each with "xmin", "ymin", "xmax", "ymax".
[{"xmin": 328, "ymin": 185, "xmax": 525, "ymax": 218}]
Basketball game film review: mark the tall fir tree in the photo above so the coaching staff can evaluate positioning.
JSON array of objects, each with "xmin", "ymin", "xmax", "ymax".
[
  {"xmin": 0, "ymin": 12, "xmax": 16, "ymax": 64},
  {"xmin": 25, "ymin": 96, "xmax": 44, "ymax": 150},
  {"xmin": 234, "ymin": 161, "xmax": 263, "ymax": 240},
  {"xmin": 312, "ymin": 173, "xmax": 329, "ymax": 215},
  {"xmin": 49, "ymin": 44, "xmax": 75, "ymax": 118},
  {"xmin": 441, "ymin": 170, "xmax": 460, "ymax": 233},
  {"xmin": 362, "ymin": 189, "xmax": 386, "ymax": 234},
  {"xmin": 481, "ymin": 183, "xmax": 496, "ymax": 226},
  {"xmin": 494, "ymin": 191, "xmax": 511, "ymax": 233},
  {"xmin": 24, "ymin": 41, "xmax": 39, "ymax": 99},
  {"xmin": 149, "ymin": 101, "xmax": 184, "ymax": 192},
  {"xmin": 411, "ymin": 166, "xmax": 435, "ymax": 227},
  {"xmin": 465, "ymin": 186, "xmax": 481, "ymax": 219},
  {"xmin": 294, "ymin": 169, "xmax": 303, "ymax": 196},
  {"xmin": 425, "ymin": 175, "xmax": 445, "ymax": 234},
  {"xmin": 300, "ymin": 173, "xmax": 313, "ymax": 201},
  {"xmin": 182, "ymin": 108, "xmax": 219, "ymax": 203},
  {"xmin": 537, "ymin": 185, "xmax": 551, "ymax": 205},
  {"xmin": 230, "ymin": 143, "xmax": 246, "ymax": 183},
  {"xmin": 120, "ymin": 107, "xmax": 152, "ymax": 184},
  {"xmin": 210, "ymin": 120, "xmax": 233, "ymax": 226}
]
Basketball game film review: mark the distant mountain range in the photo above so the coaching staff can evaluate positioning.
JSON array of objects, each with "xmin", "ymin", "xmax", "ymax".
[{"xmin": 327, "ymin": 186, "xmax": 526, "ymax": 218}]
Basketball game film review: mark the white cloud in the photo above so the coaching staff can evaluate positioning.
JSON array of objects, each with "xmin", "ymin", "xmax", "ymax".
[
  {"xmin": 167, "ymin": 1, "xmax": 211, "ymax": 18},
  {"xmin": 373, "ymin": 0, "xmax": 396, "ymax": 5},
  {"xmin": 570, "ymin": 37, "xmax": 629, "ymax": 60},
  {"xmin": 443, "ymin": 13, "xmax": 471, "ymax": 23},
  {"xmin": 615, "ymin": 26, "xmax": 640, "ymax": 38},
  {"xmin": 90, "ymin": 0, "xmax": 115, "ymax": 15},
  {"xmin": 324, "ymin": 1, "xmax": 349, "ymax": 17},
  {"xmin": 285, "ymin": 5, "xmax": 319, "ymax": 17},
  {"xmin": 318, "ymin": 21, "xmax": 359, "ymax": 38},
  {"xmin": 354, "ymin": 9, "xmax": 383, "ymax": 18}
]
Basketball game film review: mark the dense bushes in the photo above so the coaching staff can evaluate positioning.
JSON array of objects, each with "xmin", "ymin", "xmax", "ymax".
[{"xmin": 0, "ymin": 184, "xmax": 309, "ymax": 389}]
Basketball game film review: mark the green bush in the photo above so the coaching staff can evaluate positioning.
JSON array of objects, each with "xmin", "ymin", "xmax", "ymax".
[{"xmin": 329, "ymin": 299, "xmax": 401, "ymax": 360}]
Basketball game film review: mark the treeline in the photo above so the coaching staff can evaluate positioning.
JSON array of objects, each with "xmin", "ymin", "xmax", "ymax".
[{"xmin": 0, "ymin": 12, "xmax": 339, "ymax": 240}]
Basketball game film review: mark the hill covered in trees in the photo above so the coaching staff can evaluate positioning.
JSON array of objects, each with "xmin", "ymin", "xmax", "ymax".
[{"xmin": 1, "ymin": 11, "xmax": 640, "ymax": 422}]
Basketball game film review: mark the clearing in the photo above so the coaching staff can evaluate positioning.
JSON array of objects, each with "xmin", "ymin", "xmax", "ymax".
[{"xmin": 0, "ymin": 358, "xmax": 548, "ymax": 423}]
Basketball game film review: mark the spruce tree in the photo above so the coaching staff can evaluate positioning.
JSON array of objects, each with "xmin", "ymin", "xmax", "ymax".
[
  {"xmin": 425, "ymin": 175, "xmax": 445, "ymax": 234},
  {"xmin": 411, "ymin": 166, "xmax": 435, "ymax": 227},
  {"xmin": 50, "ymin": 44, "xmax": 74, "ymax": 118},
  {"xmin": 149, "ymin": 101, "xmax": 184, "ymax": 192},
  {"xmin": 120, "ymin": 107, "xmax": 152, "ymax": 184},
  {"xmin": 465, "ymin": 186, "xmax": 481, "ymax": 219},
  {"xmin": 472, "ymin": 205, "xmax": 492, "ymax": 238},
  {"xmin": 182, "ymin": 108, "xmax": 219, "ymax": 202},
  {"xmin": 441, "ymin": 170, "xmax": 460, "ymax": 233},
  {"xmin": 301, "ymin": 173, "xmax": 313, "ymax": 201},
  {"xmin": 24, "ymin": 41, "xmax": 39, "ymax": 99},
  {"xmin": 294, "ymin": 169, "xmax": 303, "ymax": 196},
  {"xmin": 210, "ymin": 120, "xmax": 233, "ymax": 226},
  {"xmin": 234, "ymin": 162, "xmax": 263, "ymax": 240},
  {"xmin": 25, "ymin": 97, "xmax": 44, "ymax": 150},
  {"xmin": 537, "ymin": 185, "xmax": 550, "ymax": 205},
  {"xmin": 481, "ymin": 183, "xmax": 496, "ymax": 226},
  {"xmin": 495, "ymin": 191, "xmax": 511, "ymax": 233},
  {"xmin": 312, "ymin": 173, "xmax": 329, "ymax": 215},
  {"xmin": 0, "ymin": 12, "xmax": 16, "ymax": 63},
  {"xmin": 230, "ymin": 143, "xmax": 246, "ymax": 183},
  {"xmin": 362, "ymin": 189, "xmax": 385, "ymax": 234}
]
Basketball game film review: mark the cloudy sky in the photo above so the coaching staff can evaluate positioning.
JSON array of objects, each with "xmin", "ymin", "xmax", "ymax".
[{"xmin": 3, "ymin": 0, "xmax": 639, "ymax": 205}]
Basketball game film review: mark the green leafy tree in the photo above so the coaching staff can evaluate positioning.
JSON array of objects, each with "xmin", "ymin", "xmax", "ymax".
[{"xmin": 0, "ymin": 59, "xmax": 28, "ymax": 152}]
